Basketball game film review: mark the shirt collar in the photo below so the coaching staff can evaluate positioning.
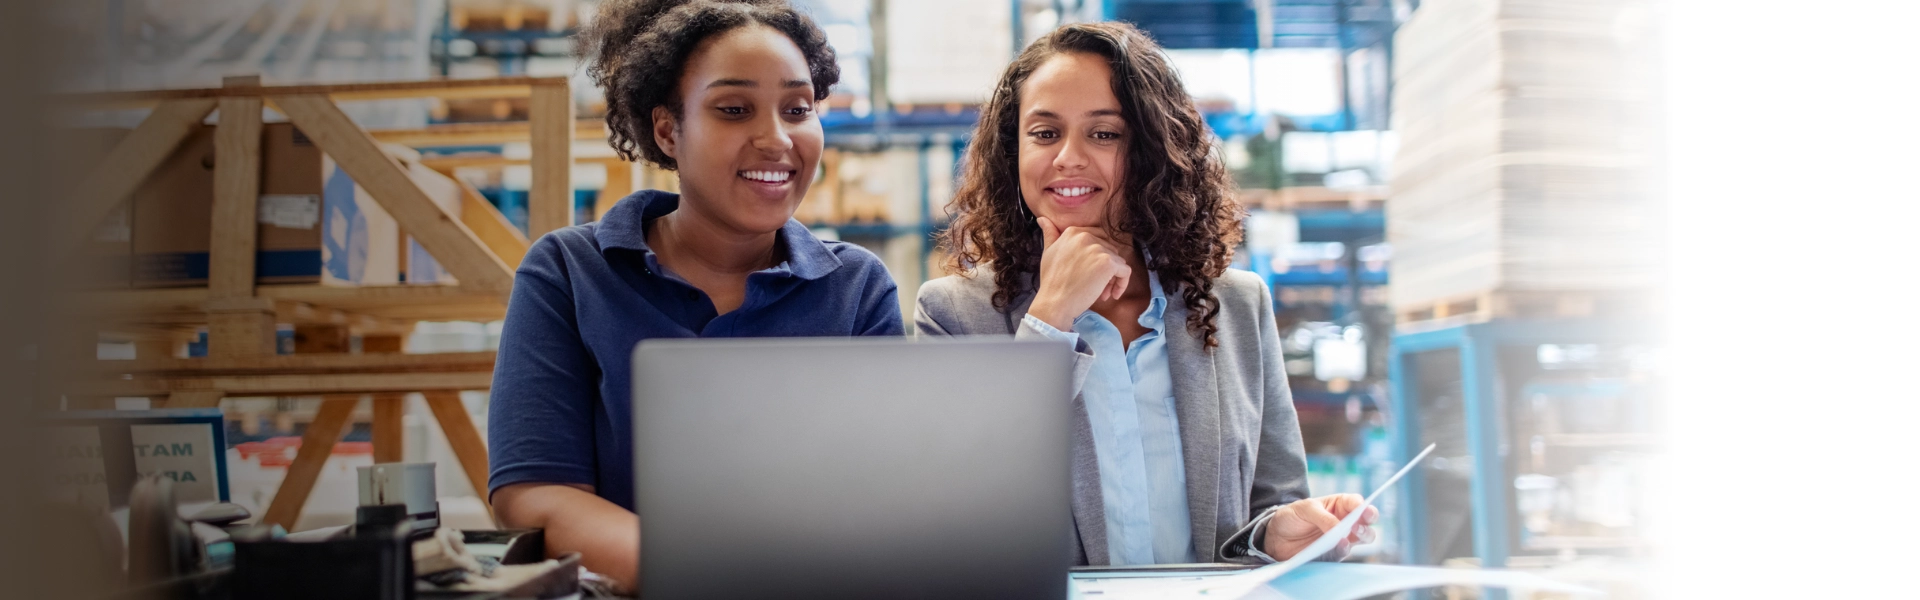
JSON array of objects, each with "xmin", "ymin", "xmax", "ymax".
[
  {"xmin": 1067, "ymin": 248, "xmax": 1170, "ymax": 331},
  {"xmin": 1138, "ymin": 270, "xmax": 1169, "ymax": 330},
  {"xmin": 594, "ymin": 189, "xmax": 842, "ymax": 281}
]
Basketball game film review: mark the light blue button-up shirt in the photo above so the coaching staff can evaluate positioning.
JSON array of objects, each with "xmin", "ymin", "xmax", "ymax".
[{"xmin": 1022, "ymin": 271, "xmax": 1195, "ymax": 565}]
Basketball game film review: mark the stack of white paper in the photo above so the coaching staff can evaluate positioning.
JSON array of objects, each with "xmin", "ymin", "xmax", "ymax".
[
  {"xmin": 1388, "ymin": 0, "xmax": 1665, "ymax": 311},
  {"xmin": 1069, "ymin": 444, "xmax": 1599, "ymax": 600}
]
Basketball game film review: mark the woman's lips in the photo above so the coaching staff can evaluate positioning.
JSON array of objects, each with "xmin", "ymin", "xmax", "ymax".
[
  {"xmin": 1046, "ymin": 185, "xmax": 1099, "ymax": 207},
  {"xmin": 738, "ymin": 170, "xmax": 797, "ymax": 200},
  {"xmin": 739, "ymin": 170, "xmax": 793, "ymax": 184}
]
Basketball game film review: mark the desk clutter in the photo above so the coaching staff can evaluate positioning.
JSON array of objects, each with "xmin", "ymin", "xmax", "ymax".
[{"xmin": 53, "ymin": 469, "xmax": 597, "ymax": 600}]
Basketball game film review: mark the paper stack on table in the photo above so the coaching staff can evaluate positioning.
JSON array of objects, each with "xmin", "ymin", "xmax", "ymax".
[
  {"xmin": 1070, "ymin": 561, "xmax": 1596, "ymax": 600},
  {"xmin": 1387, "ymin": 0, "xmax": 1665, "ymax": 311},
  {"xmin": 1069, "ymin": 444, "xmax": 1600, "ymax": 600}
]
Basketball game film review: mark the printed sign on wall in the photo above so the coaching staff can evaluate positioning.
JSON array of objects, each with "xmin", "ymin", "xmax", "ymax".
[
  {"xmin": 129, "ymin": 423, "xmax": 220, "ymax": 504},
  {"xmin": 39, "ymin": 409, "xmax": 228, "ymax": 508},
  {"xmin": 44, "ymin": 426, "xmax": 109, "ymax": 508}
]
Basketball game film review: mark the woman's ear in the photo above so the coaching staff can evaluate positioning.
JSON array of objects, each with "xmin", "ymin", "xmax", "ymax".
[{"xmin": 651, "ymin": 105, "xmax": 678, "ymax": 160}]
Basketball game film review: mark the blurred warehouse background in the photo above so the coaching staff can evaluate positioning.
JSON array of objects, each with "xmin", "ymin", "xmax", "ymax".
[{"xmin": 20, "ymin": 0, "xmax": 1920, "ymax": 598}]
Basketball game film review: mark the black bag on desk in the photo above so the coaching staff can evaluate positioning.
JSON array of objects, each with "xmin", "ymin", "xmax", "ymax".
[{"xmin": 230, "ymin": 506, "xmax": 414, "ymax": 600}]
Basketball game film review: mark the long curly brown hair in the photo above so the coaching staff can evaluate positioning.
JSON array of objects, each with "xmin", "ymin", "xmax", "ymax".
[{"xmin": 939, "ymin": 22, "xmax": 1245, "ymax": 347}]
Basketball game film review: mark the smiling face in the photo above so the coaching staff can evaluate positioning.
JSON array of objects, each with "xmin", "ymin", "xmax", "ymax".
[
  {"xmin": 1017, "ymin": 52, "xmax": 1127, "ymax": 232},
  {"xmin": 653, "ymin": 25, "xmax": 822, "ymax": 234}
]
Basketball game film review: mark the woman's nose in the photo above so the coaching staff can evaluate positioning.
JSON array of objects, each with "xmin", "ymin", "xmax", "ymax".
[
  {"xmin": 751, "ymin": 114, "xmax": 794, "ymax": 154},
  {"xmin": 1053, "ymin": 137, "xmax": 1089, "ymax": 171}
]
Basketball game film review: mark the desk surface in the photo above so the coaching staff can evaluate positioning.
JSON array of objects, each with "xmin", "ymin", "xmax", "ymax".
[{"xmin": 1068, "ymin": 562, "xmax": 1596, "ymax": 600}]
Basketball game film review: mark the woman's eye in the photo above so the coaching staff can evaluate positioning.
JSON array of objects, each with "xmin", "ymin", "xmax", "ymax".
[
  {"xmin": 1094, "ymin": 131, "xmax": 1122, "ymax": 140},
  {"xmin": 786, "ymin": 105, "xmax": 814, "ymax": 116},
  {"xmin": 1028, "ymin": 130, "xmax": 1058, "ymax": 140},
  {"xmin": 718, "ymin": 106, "xmax": 747, "ymax": 116}
]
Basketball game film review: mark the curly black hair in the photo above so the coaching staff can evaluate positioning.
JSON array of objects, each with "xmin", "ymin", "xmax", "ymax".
[
  {"xmin": 579, "ymin": 0, "xmax": 839, "ymax": 169},
  {"xmin": 940, "ymin": 22, "xmax": 1245, "ymax": 348}
]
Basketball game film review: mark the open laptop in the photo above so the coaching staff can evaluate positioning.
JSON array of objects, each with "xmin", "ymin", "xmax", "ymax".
[{"xmin": 631, "ymin": 337, "xmax": 1074, "ymax": 599}]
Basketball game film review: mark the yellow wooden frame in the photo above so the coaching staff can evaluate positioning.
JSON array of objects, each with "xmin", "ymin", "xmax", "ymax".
[{"xmin": 57, "ymin": 74, "xmax": 599, "ymax": 529}]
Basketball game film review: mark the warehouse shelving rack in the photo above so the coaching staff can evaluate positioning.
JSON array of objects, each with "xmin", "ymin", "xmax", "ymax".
[
  {"xmin": 1387, "ymin": 318, "xmax": 1659, "ymax": 572},
  {"xmin": 1109, "ymin": 0, "xmax": 1404, "ymax": 134},
  {"xmin": 50, "ymin": 74, "xmax": 605, "ymax": 530}
]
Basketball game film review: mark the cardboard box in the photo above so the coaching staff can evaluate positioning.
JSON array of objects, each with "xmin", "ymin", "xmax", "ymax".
[
  {"xmin": 320, "ymin": 151, "xmax": 400, "ymax": 286},
  {"xmin": 131, "ymin": 123, "xmax": 462, "ymax": 288},
  {"xmin": 835, "ymin": 153, "xmax": 895, "ymax": 223},
  {"xmin": 792, "ymin": 149, "xmax": 842, "ymax": 224},
  {"xmin": 132, "ymin": 123, "xmax": 325, "ymax": 287},
  {"xmin": 321, "ymin": 144, "xmax": 463, "ymax": 286},
  {"xmin": 404, "ymin": 154, "xmax": 463, "ymax": 285}
]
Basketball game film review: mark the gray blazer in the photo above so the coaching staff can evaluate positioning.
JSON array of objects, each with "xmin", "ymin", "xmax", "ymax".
[{"xmin": 914, "ymin": 263, "xmax": 1310, "ymax": 565}]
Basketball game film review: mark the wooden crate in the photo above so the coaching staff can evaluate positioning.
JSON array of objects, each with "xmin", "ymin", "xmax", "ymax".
[
  {"xmin": 52, "ymin": 75, "xmax": 596, "ymax": 324},
  {"xmin": 1394, "ymin": 289, "xmax": 1659, "ymax": 332},
  {"xmin": 51, "ymin": 74, "xmax": 592, "ymax": 529},
  {"xmin": 1237, "ymin": 185, "xmax": 1390, "ymax": 212},
  {"xmin": 448, "ymin": 0, "xmax": 575, "ymax": 32}
]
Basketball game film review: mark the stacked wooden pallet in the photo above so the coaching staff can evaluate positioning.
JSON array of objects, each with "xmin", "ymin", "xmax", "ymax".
[
  {"xmin": 448, "ymin": 0, "xmax": 579, "ymax": 33},
  {"xmin": 1237, "ymin": 186, "xmax": 1391, "ymax": 212},
  {"xmin": 1388, "ymin": 0, "xmax": 1663, "ymax": 326}
]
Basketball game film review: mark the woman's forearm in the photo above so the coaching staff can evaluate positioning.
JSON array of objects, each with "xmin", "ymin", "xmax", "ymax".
[{"xmin": 492, "ymin": 483, "xmax": 640, "ymax": 593}]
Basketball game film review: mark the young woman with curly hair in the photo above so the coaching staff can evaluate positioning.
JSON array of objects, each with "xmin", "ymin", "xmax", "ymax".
[
  {"xmin": 487, "ymin": 0, "xmax": 902, "ymax": 590},
  {"xmin": 916, "ymin": 22, "xmax": 1378, "ymax": 566}
]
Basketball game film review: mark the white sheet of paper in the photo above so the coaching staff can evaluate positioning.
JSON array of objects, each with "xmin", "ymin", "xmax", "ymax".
[
  {"xmin": 1268, "ymin": 562, "xmax": 1599, "ymax": 600},
  {"xmin": 1070, "ymin": 572, "xmax": 1246, "ymax": 600},
  {"xmin": 1070, "ymin": 563, "xmax": 1598, "ymax": 600},
  {"xmin": 1067, "ymin": 443, "xmax": 1601, "ymax": 600},
  {"xmin": 1167, "ymin": 443, "xmax": 1437, "ymax": 599},
  {"xmin": 1249, "ymin": 444, "xmax": 1436, "ymax": 576}
]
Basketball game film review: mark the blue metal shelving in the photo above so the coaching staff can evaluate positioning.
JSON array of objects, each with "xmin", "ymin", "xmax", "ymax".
[
  {"xmin": 1111, "ymin": 0, "xmax": 1398, "ymax": 50},
  {"xmin": 820, "ymin": 106, "xmax": 981, "ymax": 142},
  {"xmin": 1268, "ymin": 267, "xmax": 1385, "ymax": 287},
  {"xmin": 1110, "ymin": 0, "xmax": 1404, "ymax": 132},
  {"xmin": 1251, "ymin": 208, "xmax": 1387, "ymax": 299},
  {"xmin": 1295, "ymin": 209, "xmax": 1386, "ymax": 243},
  {"xmin": 1387, "ymin": 319, "xmax": 1657, "ymax": 571}
]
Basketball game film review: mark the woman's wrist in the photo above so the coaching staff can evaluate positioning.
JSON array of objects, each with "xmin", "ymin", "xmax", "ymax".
[{"xmin": 1026, "ymin": 296, "xmax": 1075, "ymax": 332}]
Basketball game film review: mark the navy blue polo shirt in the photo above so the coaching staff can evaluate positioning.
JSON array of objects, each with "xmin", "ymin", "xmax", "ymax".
[{"xmin": 486, "ymin": 190, "xmax": 904, "ymax": 510}]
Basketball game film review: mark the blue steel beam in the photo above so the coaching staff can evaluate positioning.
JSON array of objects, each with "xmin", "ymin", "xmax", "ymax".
[
  {"xmin": 1386, "ymin": 333, "xmax": 1429, "ymax": 565},
  {"xmin": 1458, "ymin": 327, "xmax": 1511, "ymax": 572},
  {"xmin": 1112, "ymin": 0, "xmax": 1398, "ymax": 49},
  {"xmin": 1389, "ymin": 319, "xmax": 1657, "ymax": 576}
]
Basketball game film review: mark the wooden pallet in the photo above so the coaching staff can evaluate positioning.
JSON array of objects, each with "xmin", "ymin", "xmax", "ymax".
[
  {"xmin": 52, "ymin": 75, "xmax": 587, "ymax": 530},
  {"xmin": 1394, "ymin": 289, "xmax": 1658, "ymax": 332},
  {"xmin": 1238, "ymin": 185, "xmax": 1389, "ymax": 212},
  {"xmin": 50, "ymin": 75, "xmax": 604, "ymax": 327},
  {"xmin": 448, "ymin": 0, "xmax": 574, "ymax": 32},
  {"xmin": 412, "ymin": 151, "xmax": 656, "ymax": 223}
]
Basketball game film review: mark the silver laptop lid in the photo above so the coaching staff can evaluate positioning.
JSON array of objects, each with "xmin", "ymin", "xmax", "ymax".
[{"xmin": 632, "ymin": 336, "xmax": 1073, "ymax": 599}]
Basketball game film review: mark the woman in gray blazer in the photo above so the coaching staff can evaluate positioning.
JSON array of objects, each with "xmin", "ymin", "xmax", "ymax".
[{"xmin": 915, "ymin": 22, "xmax": 1378, "ymax": 566}]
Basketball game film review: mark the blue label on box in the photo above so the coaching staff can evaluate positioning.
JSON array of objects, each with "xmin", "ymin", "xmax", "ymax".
[{"xmin": 133, "ymin": 250, "xmax": 322, "ymax": 283}]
